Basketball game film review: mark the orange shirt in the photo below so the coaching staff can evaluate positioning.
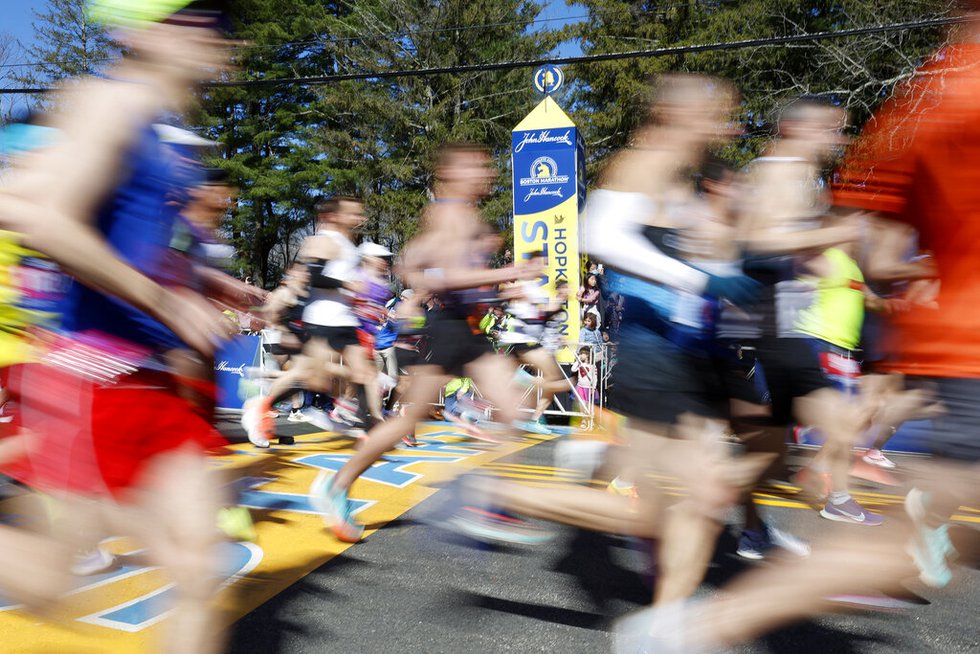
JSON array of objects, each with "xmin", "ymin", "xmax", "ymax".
[{"xmin": 835, "ymin": 44, "xmax": 980, "ymax": 378}]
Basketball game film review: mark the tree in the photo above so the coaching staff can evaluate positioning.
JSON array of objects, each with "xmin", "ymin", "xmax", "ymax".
[
  {"xmin": 566, "ymin": 0, "xmax": 958, "ymax": 172},
  {"xmin": 197, "ymin": 0, "xmax": 560, "ymax": 284},
  {"xmin": 194, "ymin": 0, "xmax": 348, "ymax": 286},
  {"xmin": 308, "ymin": 0, "xmax": 561, "ymax": 254},
  {"xmin": 12, "ymin": 0, "xmax": 115, "ymax": 106},
  {"xmin": 0, "ymin": 33, "xmax": 24, "ymax": 125}
]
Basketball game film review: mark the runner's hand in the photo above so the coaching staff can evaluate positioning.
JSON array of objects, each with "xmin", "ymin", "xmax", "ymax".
[{"xmin": 156, "ymin": 287, "xmax": 236, "ymax": 357}]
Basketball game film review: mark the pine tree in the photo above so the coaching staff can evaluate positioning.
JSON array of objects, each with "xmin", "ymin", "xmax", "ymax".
[
  {"xmin": 567, "ymin": 0, "xmax": 957, "ymax": 171},
  {"xmin": 12, "ymin": 0, "xmax": 116, "ymax": 106}
]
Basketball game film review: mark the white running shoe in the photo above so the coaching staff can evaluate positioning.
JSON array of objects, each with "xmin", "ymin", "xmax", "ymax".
[
  {"xmin": 241, "ymin": 397, "xmax": 272, "ymax": 448},
  {"xmin": 71, "ymin": 546, "xmax": 116, "ymax": 576},
  {"xmin": 862, "ymin": 448, "xmax": 897, "ymax": 469}
]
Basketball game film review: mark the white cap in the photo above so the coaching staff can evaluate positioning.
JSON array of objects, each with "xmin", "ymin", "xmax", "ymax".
[
  {"xmin": 358, "ymin": 242, "xmax": 393, "ymax": 258},
  {"xmin": 153, "ymin": 124, "xmax": 218, "ymax": 148}
]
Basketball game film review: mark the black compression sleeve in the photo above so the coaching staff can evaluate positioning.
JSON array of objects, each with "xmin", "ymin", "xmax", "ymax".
[{"xmin": 307, "ymin": 260, "xmax": 346, "ymax": 289}]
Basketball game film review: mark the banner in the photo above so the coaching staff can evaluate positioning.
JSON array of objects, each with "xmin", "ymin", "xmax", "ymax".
[
  {"xmin": 215, "ymin": 334, "xmax": 262, "ymax": 411},
  {"xmin": 512, "ymin": 95, "xmax": 585, "ymax": 361}
]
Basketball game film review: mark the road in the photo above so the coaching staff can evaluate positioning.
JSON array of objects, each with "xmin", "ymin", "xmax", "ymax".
[{"xmin": 226, "ymin": 418, "xmax": 980, "ymax": 654}]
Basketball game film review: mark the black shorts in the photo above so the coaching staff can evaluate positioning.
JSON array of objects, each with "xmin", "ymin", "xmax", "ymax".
[
  {"xmin": 607, "ymin": 325, "xmax": 727, "ymax": 424},
  {"xmin": 263, "ymin": 342, "xmax": 301, "ymax": 356},
  {"xmin": 394, "ymin": 347, "xmax": 423, "ymax": 372},
  {"xmin": 511, "ymin": 342, "xmax": 543, "ymax": 356},
  {"xmin": 426, "ymin": 314, "xmax": 492, "ymax": 377},
  {"xmin": 753, "ymin": 337, "xmax": 832, "ymax": 425},
  {"xmin": 909, "ymin": 376, "xmax": 980, "ymax": 463},
  {"xmin": 708, "ymin": 343, "xmax": 766, "ymax": 406},
  {"xmin": 304, "ymin": 324, "xmax": 360, "ymax": 353}
]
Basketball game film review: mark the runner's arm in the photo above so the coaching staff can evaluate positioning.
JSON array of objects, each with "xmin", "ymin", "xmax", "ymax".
[{"xmin": 585, "ymin": 193, "xmax": 709, "ymax": 295}]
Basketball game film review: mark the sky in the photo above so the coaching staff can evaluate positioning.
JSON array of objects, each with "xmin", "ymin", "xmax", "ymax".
[
  {"xmin": 1, "ymin": 0, "xmax": 582, "ymax": 115},
  {"xmin": 2, "ymin": 0, "xmax": 584, "ymax": 66},
  {"xmin": 2, "ymin": 0, "xmax": 44, "ymax": 52}
]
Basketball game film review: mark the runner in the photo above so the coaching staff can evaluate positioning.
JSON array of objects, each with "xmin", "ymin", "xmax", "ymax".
[
  {"xmin": 241, "ymin": 196, "xmax": 380, "ymax": 446},
  {"xmin": 616, "ymin": 12, "xmax": 980, "ymax": 648},
  {"xmin": 737, "ymin": 97, "xmax": 881, "ymax": 525},
  {"xmin": 584, "ymin": 74, "xmax": 777, "ymax": 604},
  {"xmin": 309, "ymin": 142, "xmax": 542, "ymax": 542},
  {"xmin": 0, "ymin": 4, "xmax": 240, "ymax": 653},
  {"xmin": 500, "ymin": 251, "xmax": 576, "ymax": 434}
]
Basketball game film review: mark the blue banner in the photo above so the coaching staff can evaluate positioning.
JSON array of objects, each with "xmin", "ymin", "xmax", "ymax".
[{"xmin": 215, "ymin": 334, "xmax": 261, "ymax": 411}]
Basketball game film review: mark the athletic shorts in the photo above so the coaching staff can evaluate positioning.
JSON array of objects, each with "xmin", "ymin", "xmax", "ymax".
[
  {"xmin": 709, "ymin": 342, "xmax": 767, "ymax": 406},
  {"xmin": 753, "ymin": 337, "xmax": 833, "ymax": 425},
  {"xmin": 394, "ymin": 347, "xmax": 423, "ymax": 372},
  {"xmin": 908, "ymin": 376, "xmax": 980, "ymax": 463},
  {"xmin": 4, "ymin": 363, "xmax": 226, "ymax": 498},
  {"xmin": 510, "ymin": 341, "xmax": 543, "ymax": 356},
  {"xmin": 426, "ymin": 313, "xmax": 492, "ymax": 377},
  {"xmin": 607, "ymin": 325, "xmax": 726, "ymax": 424},
  {"xmin": 304, "ymin": 324, "xmax": 360, "ymax": 353}
]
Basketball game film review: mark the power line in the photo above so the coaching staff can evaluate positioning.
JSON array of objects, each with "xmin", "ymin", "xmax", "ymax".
[
  {"xmin": 0, "ymin": 15, "xmax": 963, "ymax": 95},
  {"xmin": 0, "ymin": 10, "xmax": 594, "ymax": 71}
]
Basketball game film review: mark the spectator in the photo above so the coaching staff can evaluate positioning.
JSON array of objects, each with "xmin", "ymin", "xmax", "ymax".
[
  {"xmin": 571, "ymin": 346, "xmax": 597, "ymax": 409},
  {"xmin": 580, "ymin": 313, "xmax": 605, "ymax": 356},
  {"xmin": 577, "ymin": 273, "xmax": 602, "ymax": 325},
  {"xmin": 603, "ymin": 292, "xmax": 625, "ymax": 342}
]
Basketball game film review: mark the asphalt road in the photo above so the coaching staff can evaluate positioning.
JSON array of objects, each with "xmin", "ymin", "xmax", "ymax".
[{"xmin": 224, "ymin": 419, "xmax": 980, "ymax": 654}]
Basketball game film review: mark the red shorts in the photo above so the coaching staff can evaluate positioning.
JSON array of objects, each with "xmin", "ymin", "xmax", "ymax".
[{"xmin": 4, "ymin": 363, "xmax": 226, "ymax": 498}]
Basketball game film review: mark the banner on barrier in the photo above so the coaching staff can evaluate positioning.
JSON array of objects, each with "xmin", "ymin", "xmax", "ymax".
[
  {"xmin": 215, "ymin": 334, "xmax": 262, "ymax": 411},
  {"xmin": 511, "ymin": 93, "xmax": 585, "ymax": 361}
]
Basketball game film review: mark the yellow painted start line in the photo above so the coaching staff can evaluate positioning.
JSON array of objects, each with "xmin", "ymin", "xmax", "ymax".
[
  {"xmin": 0, "ymin": 423, "xmax": 976, "ymax": 653},
  {"xmin": 0, "ymin": 422, "xmax": 559, "ymax": 653}
]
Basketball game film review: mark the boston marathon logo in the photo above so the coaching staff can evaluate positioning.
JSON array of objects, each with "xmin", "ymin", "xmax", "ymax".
[
  {"xmin": 513, "ymin": 130, "xmax": 574, "ymax": 153},
  {"xmin": 520, "ymin": 156, "xmax": 571, "ymax": 203},
  {"xmin": 520, "ymin": 156, "xmax": 570, "ymax": 187}
]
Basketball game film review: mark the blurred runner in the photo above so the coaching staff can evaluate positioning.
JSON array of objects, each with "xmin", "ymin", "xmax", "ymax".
[
  {"xmin": 310, "ymin": 143, "xmax": 541, "ymax": 542},
  {"xmin": 0, "ymin": 3, "xmax": 239, "ymax": 653}
]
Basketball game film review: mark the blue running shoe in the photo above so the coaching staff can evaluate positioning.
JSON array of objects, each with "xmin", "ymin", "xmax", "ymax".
[
  {"xmin": 310, "ymin": 472, "xmax": 364, "ymax": 543},
  {"xmin": 448, "ymin": 506, "xmax": 553, "ymax": 546},
  {"xmin": 905, "ymin": 488, "xmax": 956, "ymax": 588},
  {"xmin": 514, "ymin": 419, "xmax": 551, "ymax": 435}
]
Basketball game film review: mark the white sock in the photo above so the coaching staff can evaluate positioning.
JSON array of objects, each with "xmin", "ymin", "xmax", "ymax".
[{"xmin": 830, "ymin": 491, "xmax": 851, "ymax": 505}]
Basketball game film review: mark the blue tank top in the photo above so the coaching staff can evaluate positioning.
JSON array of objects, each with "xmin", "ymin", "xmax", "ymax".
[
  {"xmin": 59, "ymin": 125, "xmax": 201, "ymax": 351},
  {"xmin": 605, "ymin": 225, "xmax": 719, "ymax": 352}
]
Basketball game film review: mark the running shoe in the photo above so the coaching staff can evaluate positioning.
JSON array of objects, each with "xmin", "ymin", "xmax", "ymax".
[
  {"xmin": 401, "ymin": 434, "xmax": 419, "ymax": 447},
  {"xmin": 448, "ymin": 506, "xmax": 553, "ymax": 546},
  {"xmin": 309, "ymin": 472, "xmax": 364, "ymax": 543},
  {"xmin": 217, "ymin": 506, "xmax": 257, "ymax": 542},
  {"xmin": 287, "ymin": 409, "xmax": 306, "ymax": 423},
  {"xmin": 862, "ymin": 448, "xmax": 897, "ymax": 469},
  {"xmin": 514, "ymin": 419, "xmax": 551, "ymax": 435},
  {"xmin": 614, "ymin": 601, "xmax": 721, "ymax": 654},
  {"xmin": 819, "ymin": 498, "xmax": 884, "ymax": 526},
  {"xmin": 241, "ymin": 397, "xmax": 273, "ymax": 448},
  {"xmin": 904, "ymin": 488, "xmax": 956, "ymax": 588},
  {"xmin": 850, "ymin": 457, "xmax": 900, "ymax": 486},
  {"xmin": 301, "ymin": 407, "xmax": 336, "ymax": 431},
  {"xmin": 736, "ymin": 524, "xmax": 811, "ymax": 560},
  {"xmin": 71, "ymin": 546, "xmax": 116, "ymax": 576},
  {"xmin": 377, "ymin": 373, "xmax": 397, "ymax": 395}
]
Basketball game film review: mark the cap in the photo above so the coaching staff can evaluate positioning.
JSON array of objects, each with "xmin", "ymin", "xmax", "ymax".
[
  {"xmin": 358, "ymin": 242, "xmax": 393, "ymax": 258},
  {"xmin": 88, "ymin": 0, "xmax": 227, "ymax": 29},
  {"xmin": 154, "ymin": 124, "xmax": 218, "ymax": 147},
  {"xmin": 400, "ymin": 288, "xmax": 415, "ymax": 300}
]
